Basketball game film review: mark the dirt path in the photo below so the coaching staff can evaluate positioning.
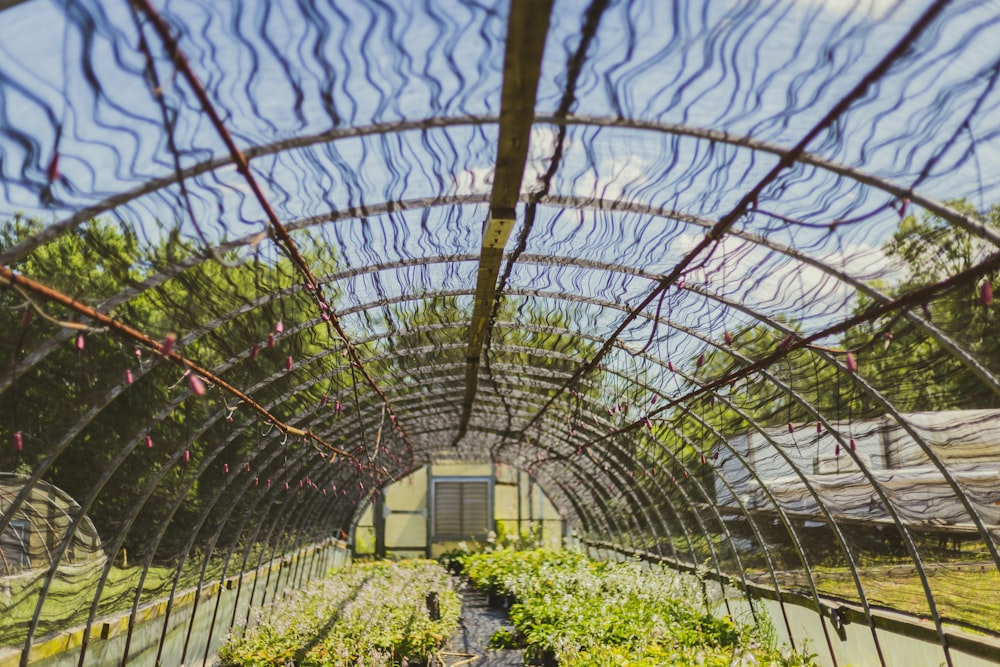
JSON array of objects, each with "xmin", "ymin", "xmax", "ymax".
[{"xmin": 435, "ymin": 586, "xmax": 524, "ymax": 666}]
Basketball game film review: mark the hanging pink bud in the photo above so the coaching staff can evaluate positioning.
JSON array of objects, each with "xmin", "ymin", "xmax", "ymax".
[
  {"xmin": 245, "ymin": 462, "xmax": 251, "ymax": 473},
  {"xmin": 299, "ymin": 479, "xmax": 303, "ymax": 488},
  {"xmin": 835, "ymin": 444, "xmax": 841, "ymax": 456},
  {"xmin": 697, "ymin": 354, "xmax": 705, "ymax": 368},
  {"xmin": 223, "ymin": 463, "xmax": 229, "ymax": 474},
  {"xmin": 267, "ymin": 333, "xmax": 275, "ymax": 349},
  {"xmin": 183, "ymin": 449, "xmax": 191, "ymax": 463},
  {"xmin": 342, "ymin": 348, "xmax": 348, "ymax": 358},
  {"xmin": 883, "ymin": 332, "xmax": 893, "ymax": 352},
  {"xmin": 788, "ymin": 422, "xmax": 794, "ymax": 433},
  {"xmin": 816, "ymin": 421, "xmax": 822, "ymax": 434},
  {"xmin": 650, "ymin": 395, "xmax": 657, "ymax": 404},
  {"xmin": 12, "ymin": 431, "xmax": 23, "ymax": 452},
  {"xmin": 898, "ymin": 198, "xmax": 909, "ymax": 219},
  {"xmin": 75, "ymin": 333, "xmax": 85, "ymax": 350},
  {"xmin": 20, "ymin": 309, "xmax": 32, "ymax": 328},
  {"xmin": 134, "ymin": 347, "xmax": 142, "ymax": 359},
  {"xmin": 322, "ymin": 488, "xmax": 327, "ymax": 495},
  {"xmin": 161, "ymin": 333, "xmax": 176, "ymax": 356},
  {"xmin": 321, "ymin": 313, "xmax": 330, "ymax": 322},
  {"xmin": 145, "ymin": 434, "xmax": 153, "ymax": 449},
  {"xmin": 677, "ymin": 280, "xmax": 685, "ymax": 290},
  {"xmin": 125, "ymin": 369, "xmax": 134, "ymax": 385},
  {"xmin": 683, "ymin": 470, "xmax": 689, "ymax": 479},
  {"xmin": 285, "ymin": 356, "xmax": 293, "ymax": 371},
  {"xmin": 249, "ymin": 344, "xmax": 260, "ymax": 360},
  {"xmin": 922, "ymin": 303, "xmax": 932, "ymax": 321},
  {"xmin": 189, "ymin": 374, "xmax": 206, "ymax": 395},
  {"xmin": 334, "ymin": 400, "xmax": 342, "ymax": 414},
  {"xmin": 320, "ymin": 394, "xmax": 328, "ymax": 407},
  {"xmin": 47, "ymin": 151, "xmax": 60, "ymax": 183},
  {"xmin": 850, "ymin": 438, "xmax": 856, "ymax": 452},
  {"xmin": 713, "ymin": 451, "xmax": 719, "ymax": 461},
  {"xmin": 285, "ymin": 482, "xmax": 290, "ymax": 491},
  {"xmin": 724, "ymin": 331, "xmax": 733, "ymax": 346},
  {"xmin": 275, "ymin": 320, "xmax": 284, "ymax": 334},
  {"xmin": 980, "ymin": 279, "xmax": 993, "ymax": 306},
  {"xmin": 266, "ymin": 479, "xmax": 271, "ymax": 488},
  {"xmin": 254, "ymin": 476, "xmax": 259, "ymax": 486},
  {"xmin": 700, "ymin": 453, "xmax": 707, "ymax": 465},
  {"xmin": 667, "ymin": 361, "xmax": 675, "ymax": 373},
  {"xmin": 845, "ymin": 352, "xmax": 857, "ymax": 373}
]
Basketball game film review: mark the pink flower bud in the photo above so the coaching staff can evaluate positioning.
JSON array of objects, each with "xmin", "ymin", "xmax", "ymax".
[
  {"xmin": 645, "ymin": 418, "xmax": 653, "ymax": 430},
  {"xmin": 285, "ymin": 356, "xmax": 293, "ymax": 371},
  {"xmin": 189, "ymin": 374, "xmax": 206, "ymax": 395},
  {"xmin": 898, "ymin": 197, "xmax": 909, "ymax": 219},
  {"xmin": 161, "ymin": 333, "xmax": 176, "ymax": 356},
  {"xmin": 183, "ymin": 449, "xmax": 191, "ymax": 462},
  {"xmin": 254, "ymin": 476, "xmax": 259, "ymax": 486},
  {"xmin": 275, "ymin": 320, "xmax": 284, "ymax": 334},
  {"xmin": 724, "ymin": 331, "xmax": 733, "ymax": 346},
  {"xmin": 883, "ymin": 332, "xmax": 893, "ymax": 352},
  {"xmin": 335, "ymin": 400, "xmax": 342, "ymax": 414},
  {"xmin": 845, "ymin": 352, "xmax": 857, "ymax": 373},
  {"xmin": 981, "ymin": 279, "xmax": 993, "ymax": 306},
  {"xmin": 321, "ymin": 313, "xmax": 330, "ymax": 322},
  {"xmin": 75, "ymin": 333, "xmax": 85, "ymax": 350},
  {"xmin": 788, "ymin": 422, "xmax": 794, "ymax": 433},
  {"xmin": 266, "ymin": 479, "xmax": 271, "ymax": 488},
  {"xmin": 46, "ymin": 148, "xmax": 61, "ymax": 182},
  {"xmin": 125, "ymin": 369, "xmax": 134, "ymax": 385},
  {"xmin": 223, "ymin": 463, "xmax": 229, "ymax": 474},
  {"xmin": 285, "ymin": 482, "xmax": 289, "ymax": 491},
  {"xmin": 13, "ymin": 431, "xmax": 23, "ymax": 452},
  {"xmin": 697, "ymin": 354, "xmax": 705, "ymax": 368},
  {"xmin": 677, "ymin": 280, "xmax": 685, "ymax": 290},
  {"xmin": 267, "ymin": 333, "xmax": 275, "ymax": 349},
  {"xmin": 245, "ymin": 462, "xmax": 251, "ymax": 473},
  {"xmin": 20, "ymin": 310, "xmax": 31, "ymax": 328},
  {"xmin": 134, "ymin": 348, "xmax": 142, "ymax": 359},
  {"xmin": 249, "ymin": 344, "xmax": 259, "ymax": 360},
  {"xmin": 816, "ymin": 421, "xmax": 822, "ymax": 434},
  {"xmin": 835, "ymin": 444, "xmax": 841, "ymax": 456},
  {"xmin": 145, "ymin": 434, "xmax": 154, "ymax": 448},
  {"xmin": 320, "ymin": 394, "xmax": 328, "ymax": 407},
  {"xmin": 850, "ymin": 438, "xmax": 856, "ymax": 452}
]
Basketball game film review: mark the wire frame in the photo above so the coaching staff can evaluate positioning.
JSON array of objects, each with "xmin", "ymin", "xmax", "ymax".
[{"xmin": 1, "ymin": 1, "xmax": 1000, "ymax": 666}]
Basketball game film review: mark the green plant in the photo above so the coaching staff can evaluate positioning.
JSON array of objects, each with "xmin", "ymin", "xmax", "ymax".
[
  {"xmin": 488, "ymin": 626, "xmax": 519, "ymax": 649},
  {"xmin": 461, "ymin": 549, "xmax": 819, "ymax": 667},
  {"xmin": 219, "ymin": 559, "xmax": 460, "ymax": 666}
]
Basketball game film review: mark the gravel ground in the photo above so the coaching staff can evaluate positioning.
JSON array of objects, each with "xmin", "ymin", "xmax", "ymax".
[{"xmin": 435, "ymin": 585, "xmax": 524, "ymax": 667}]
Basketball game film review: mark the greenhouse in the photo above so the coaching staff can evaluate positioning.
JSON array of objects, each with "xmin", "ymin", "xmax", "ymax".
[{"xmin": 1, "ymin": 0, "xmax": 999, "ymax": 665}]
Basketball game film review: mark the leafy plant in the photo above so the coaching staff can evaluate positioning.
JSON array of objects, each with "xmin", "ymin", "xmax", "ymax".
[
  {"xmin": 461, "ymin": 549, "xmax": 818, "ymax": 667},
  {"xmin": 218, "ymin": 559, "xmax": 460, "ymax": 666}
]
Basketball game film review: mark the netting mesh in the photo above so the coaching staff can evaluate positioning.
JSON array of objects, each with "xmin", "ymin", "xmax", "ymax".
[{"xmin": 1, "ymin": 0, "xmax": 1000, "ymax": 665}]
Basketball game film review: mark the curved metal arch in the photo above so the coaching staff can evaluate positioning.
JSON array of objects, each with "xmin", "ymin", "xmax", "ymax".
[{"xmin": 8, "ymin": 100, "xmax": 997, "ymax": 267}]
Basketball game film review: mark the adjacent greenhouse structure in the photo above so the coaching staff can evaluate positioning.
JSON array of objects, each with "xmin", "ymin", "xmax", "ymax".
[{"xmin": 1, "ymin": 0, "xmax": 999, "ymax": 665}]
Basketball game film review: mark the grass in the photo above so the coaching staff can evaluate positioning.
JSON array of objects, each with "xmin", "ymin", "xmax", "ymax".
[{"xmin": 0, "ymin": 558, "xmax": 224, "ymax": 647}]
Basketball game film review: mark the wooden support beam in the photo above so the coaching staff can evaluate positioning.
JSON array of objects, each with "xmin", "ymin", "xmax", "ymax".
[{"xmin": 452, "ymin": 0, "xmax": 554, "ymax": 446}]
